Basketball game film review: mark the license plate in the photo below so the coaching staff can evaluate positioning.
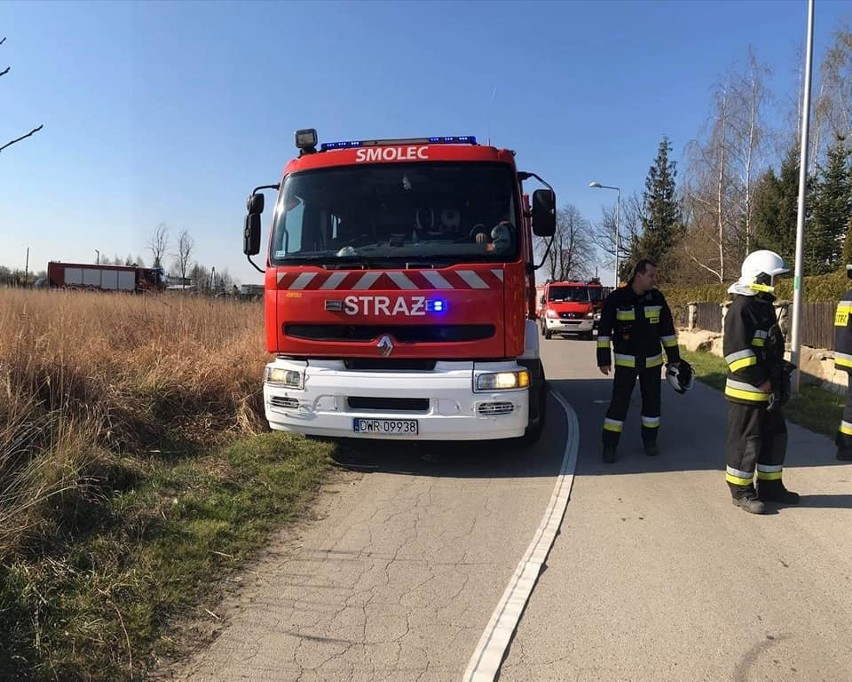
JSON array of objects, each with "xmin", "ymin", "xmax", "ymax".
[{"xmin": 352, "ymin": 418, "xmax": 419, "ymax": 435}]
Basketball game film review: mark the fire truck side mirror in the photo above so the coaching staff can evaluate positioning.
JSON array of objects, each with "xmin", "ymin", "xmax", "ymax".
[
  {"xmin": 244, "ymin": 214, "xmax": 261, "ymax": 256},
  {"xmin": 247, "ymin": 193, "xmax": 265, "ymax": 215},
  {"xmin": 531, "ymin": 189, "xmax": 556, "ymax": 237}
]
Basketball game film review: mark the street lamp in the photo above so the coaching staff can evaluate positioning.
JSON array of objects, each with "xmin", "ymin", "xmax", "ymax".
[{"xmin": 589, "ymin": 182, "xmax": 621, "ymax": 287}]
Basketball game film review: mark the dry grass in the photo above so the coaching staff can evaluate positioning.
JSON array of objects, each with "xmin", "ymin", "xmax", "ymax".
[
  {"xmin": 0, "ymin": 289, "xmax": 266, "ymax": 556},
  {"xmin": 0, "ymin": 288, "xmax": 316, "ymax": 680}
]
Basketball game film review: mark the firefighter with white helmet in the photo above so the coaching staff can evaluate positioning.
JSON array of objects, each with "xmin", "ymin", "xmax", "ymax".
[
  {"xmin": 723, "ymin": 249, "xmax": 799, "ymax": 514},
  {"xmin": 833, "ymin": 264, "xmax": 852, "ymax": 462},
  {"xmin": 596, "ymin": 258, "xmax": 681, "ymax": 462}
]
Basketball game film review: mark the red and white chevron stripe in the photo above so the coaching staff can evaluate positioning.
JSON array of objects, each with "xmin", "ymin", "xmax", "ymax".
[{"xmin": 275, "ymin": 269, "xmax": 504, "ymax": 291}]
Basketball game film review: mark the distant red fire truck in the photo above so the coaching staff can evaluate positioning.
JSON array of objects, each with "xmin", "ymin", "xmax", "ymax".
[{"xmin": 538, "ymin": 278, "xmax": 611, "ymax": 339}]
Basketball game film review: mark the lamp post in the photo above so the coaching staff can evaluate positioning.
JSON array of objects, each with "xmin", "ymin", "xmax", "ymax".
[
  {"xmin": 95, "ymin": 249, "xmax": 100, "ymax": 265},
  {"xmin": 790, "ymin": 0, "xmax": 815, "ymax": 396},
  {"xmin": 589, "ymin": 182, "xmax": 621, "ymax": 287}
]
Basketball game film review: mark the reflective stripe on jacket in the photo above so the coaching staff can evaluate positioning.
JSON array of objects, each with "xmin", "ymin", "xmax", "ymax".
[
  {"xmin": 834, "ymin": 290, "xmax": 852, "ymax": 372},
  {"xmin": 596, "ymin": 286, "xmax": 680, "ymax": 371},
  {"xmin": 723, "ymin": 294, "xmax": 783, "ymax": 404}
]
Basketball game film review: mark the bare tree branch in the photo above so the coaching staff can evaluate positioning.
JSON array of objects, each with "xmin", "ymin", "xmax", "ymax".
[
  {"xmin": 0, "ymin": 124, "xmax": 44, "ymax": 154},
  {"xmin": 2, "ymin": 37, "xmax": 44, "ymax": 154}
]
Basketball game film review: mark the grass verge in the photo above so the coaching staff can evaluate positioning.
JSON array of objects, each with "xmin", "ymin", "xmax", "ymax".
[
  {"xmin": 679, "ymin": 348, "xmax": 844, "ymax": 438},
  {"xmin": 0, "ymin": 431, "xmax": 337, "ymax": 681}
]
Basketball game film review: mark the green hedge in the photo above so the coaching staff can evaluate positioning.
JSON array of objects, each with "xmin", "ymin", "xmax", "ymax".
[{"xmin": 665, "ymin": 268, "xmax": 850, "ymax": 321}]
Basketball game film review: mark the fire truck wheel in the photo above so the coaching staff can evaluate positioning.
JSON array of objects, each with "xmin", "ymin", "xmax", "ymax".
[
  {"xmin": 520, "ymin": 384, "xmax": 546, "ymax": 444},
  {"xmin": 516, "ymin": 361, "xmax": 546, "ymax": 445},
  {"xmin": 544, "ymin": 328, "xmax": 553, "ymax": 340}
]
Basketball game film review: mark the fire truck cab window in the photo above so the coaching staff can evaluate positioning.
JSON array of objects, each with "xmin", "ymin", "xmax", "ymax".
[
  {"xmin": 548, "ymin": 286, "xmax": 591, "ymax": 303},
  {"xmin": 269, "ymin": 162, "xmax": 519, "ymax": 264}
]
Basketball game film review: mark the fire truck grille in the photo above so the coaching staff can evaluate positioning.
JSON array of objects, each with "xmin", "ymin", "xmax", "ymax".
[
  {"xmin": 343, "ymin": 359, "xmax": 437, "ymax": 371},
  {"xmin": 347, "ymin": 397, "xmax": 430, "ymax": 412},
  {"xmin": 285, "ymin": 324, "xmax": 495, "ymax": 343},
  {"xmin": 477, "ymin": 402, "xmax": 514, "ymax": 416}
]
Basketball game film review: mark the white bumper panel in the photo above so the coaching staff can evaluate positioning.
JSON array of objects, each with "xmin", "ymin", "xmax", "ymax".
[
  {"xmin": 264, "ymin": 358, "xmax": 529, "ymax": 440},
  {"xmin": 544, "ymin": 317, "xmax": 594, "ymax": 332}
]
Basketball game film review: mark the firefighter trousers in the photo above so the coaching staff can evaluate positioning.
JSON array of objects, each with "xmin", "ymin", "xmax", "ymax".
[
  {"xmin": 835, "ymin": 379, "xmax": 852, "ymax": 456},
  {"xmin": 601, "ymin": 365, "xmax": 661, "ymax": 448},
  {"xmin": 726, "ymin": 402, "xmax": 787, "ymax": 498}
]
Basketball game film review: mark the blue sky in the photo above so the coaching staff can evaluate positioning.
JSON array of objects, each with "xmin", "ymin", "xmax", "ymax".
[{"xmin": 1, "ymin": 0, "xmax": 849, "ymax": 285}]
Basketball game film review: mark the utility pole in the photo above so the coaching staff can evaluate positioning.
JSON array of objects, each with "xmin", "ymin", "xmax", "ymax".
[{"xmin": 790, "ymin": 0, "xmax": 815, "ymax": 395}]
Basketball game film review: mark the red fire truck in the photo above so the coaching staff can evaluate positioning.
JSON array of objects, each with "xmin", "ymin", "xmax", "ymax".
[
  {"xmin": 46, "ymin": 262, "xmax": 165, "ymax": 294},
  {"xmin": 243, "ymin": 129, "xmax": 556, "ymax": 442},
  {"xmin": 539, "ymin": 279, "xmax": 608, "ymax": 340}
]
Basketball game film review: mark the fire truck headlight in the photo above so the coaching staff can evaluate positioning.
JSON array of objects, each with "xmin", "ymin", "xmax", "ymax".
[
  {"xmin": 585, "ymin": 311, "xmax": 595, "ymax": 319},
  {"xmin": 475, "ymin": 370, "xmax": 530, "ymax": 391},
  {"xmin": 265, "ymin": 367, "xmax": 304, "ymax": 389},
  {"xmin": 546, "ymin": 309, "xmax": 558, "ymax": 319}
]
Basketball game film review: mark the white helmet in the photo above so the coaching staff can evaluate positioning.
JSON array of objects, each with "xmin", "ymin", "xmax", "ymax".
[{"xmin": 739, "ymin": 250, "xmax": 789, "ymax": 293}]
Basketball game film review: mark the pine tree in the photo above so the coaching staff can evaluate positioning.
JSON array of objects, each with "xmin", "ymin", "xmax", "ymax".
[
  {"xmin": 631, "ymin": 137, "xmax": 683, "ymax": 280},
  {"xmin": 753, "ymin": 144, "xmax": 801, "ymax": 264},
  {"xmin": 810, "ymin": 136, "xmax": 852, "ymax": 274}
]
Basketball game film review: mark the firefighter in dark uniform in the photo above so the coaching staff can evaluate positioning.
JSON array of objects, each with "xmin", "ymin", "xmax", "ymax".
[
  {"xmin": 597, "ymin": 259, "xmax": 680, "ymax": 463},
  {"xmin": 833, "ymin": 264, "xmax": 852, "ymax": 461},
  {"xmin": 724, "ymin": 250, "xmax": 799, "ymax": 514}
]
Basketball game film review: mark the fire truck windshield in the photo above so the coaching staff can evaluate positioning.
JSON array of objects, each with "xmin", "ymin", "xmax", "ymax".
[
  {"xmin": 269, "ymin": 162, "xmax": 519, "ymax": 265},
  {"xmin": 548, "ymin": 286, "xmax": 596, "ymax": 303}
]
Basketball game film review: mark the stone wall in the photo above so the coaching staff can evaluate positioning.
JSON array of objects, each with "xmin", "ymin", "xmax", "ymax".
[{"xmin": 678, "ymin": 326, "xmax": 848, "ymax": 394}]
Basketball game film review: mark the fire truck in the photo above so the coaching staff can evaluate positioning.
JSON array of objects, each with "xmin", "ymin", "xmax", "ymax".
[
  {"xmin": 243, "ymin": 129, "xmax": 556, "ymax": 442},
  {"xmin": 539, "ymin": 278, "xmax": 608, "ymax": 340},
  {"xmin": 46, "ymin": 262, "xmax": 165, "ymax": 294}
]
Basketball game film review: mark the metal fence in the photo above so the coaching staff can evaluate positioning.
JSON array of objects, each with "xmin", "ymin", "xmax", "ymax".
[{"xmin": 689, "ymin": 301, "xmax": 837, "ymax": 350}]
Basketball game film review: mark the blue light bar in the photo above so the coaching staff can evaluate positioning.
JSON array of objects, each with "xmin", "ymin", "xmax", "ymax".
[{"xmin": 320, "ymin": 136, "xmax": 476, "ymax": 152}]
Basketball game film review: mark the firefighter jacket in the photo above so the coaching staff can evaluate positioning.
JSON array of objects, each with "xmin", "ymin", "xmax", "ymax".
[
  {"xmin": 596, "ymin": 286, "xmax": 680, "ymax": 371},
  {"xmin": 834, "ymin": 289, "xmax": 852, "ymax": 373},
  {"xmin": 723, "ymin": 293, "xmax": 785, "ymax": 405}
]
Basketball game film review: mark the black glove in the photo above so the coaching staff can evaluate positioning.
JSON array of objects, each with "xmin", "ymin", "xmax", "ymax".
[{"xmin": 767, "ymin": 361, "xmax": 796, "ymax": 411}]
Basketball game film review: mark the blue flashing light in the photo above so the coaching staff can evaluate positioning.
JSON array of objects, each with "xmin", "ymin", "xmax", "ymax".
[
  {"xmin": 320, "ymin": 136, "xmax": 476, "ymax": 152},
  {"xmin": 427, "ymin": 298, "xmax": 447, "ymax": 314},
  {"xmin": 427, "ymin": 136, "xmax": 477, "ymax": 144}
]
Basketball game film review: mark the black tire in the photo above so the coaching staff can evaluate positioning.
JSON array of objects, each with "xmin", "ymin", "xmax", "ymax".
[
  {"xmin": 519, "ymin": 382, "xmax": 547, "ymax": 444},
  {"xmin": 544, "ymin": 328, "xmax": 552, "ymax": 340},
  {"xmin": 516, "ymin": 360, "xmax": 547, "ymax": 444}
]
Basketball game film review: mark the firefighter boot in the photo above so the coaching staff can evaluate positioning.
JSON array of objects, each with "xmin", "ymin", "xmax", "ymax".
[
  {"xmin": 837, "ymin": 447, "xmax": 852, "ymax": 462},
  {"xmin": 601, "ymin": 443, "xmax": 617, "ymax": 464},
  {"xmin": 729, "ymin": 485, "xmax": 766, "ymax": 514},
  {"xmin": 643, "ymin": 441, "xmax": 658, "ymax": 457},
  {"xmin": 757, "ymin": 479, "xmax": 800, "ymax": 505}
]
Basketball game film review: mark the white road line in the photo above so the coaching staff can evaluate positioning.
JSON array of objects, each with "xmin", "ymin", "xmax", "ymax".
[{"xmin": 463, "ymin": 390, "xmax": 579, "ymax": 682}]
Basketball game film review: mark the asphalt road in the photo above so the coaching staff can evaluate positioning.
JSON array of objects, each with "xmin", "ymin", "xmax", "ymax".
[{"xmin": 169, "ymin": 337, "xmax": 852, "ymax": 682}]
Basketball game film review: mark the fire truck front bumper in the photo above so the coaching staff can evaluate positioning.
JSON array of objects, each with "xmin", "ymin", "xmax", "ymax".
[
  {"xmin": 543, "ymin": 316, "xmax": 595, "ymax": 333},
  {"xmin": 263, "ymin": 358, "xmax": 530, "ymax": 441}
]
